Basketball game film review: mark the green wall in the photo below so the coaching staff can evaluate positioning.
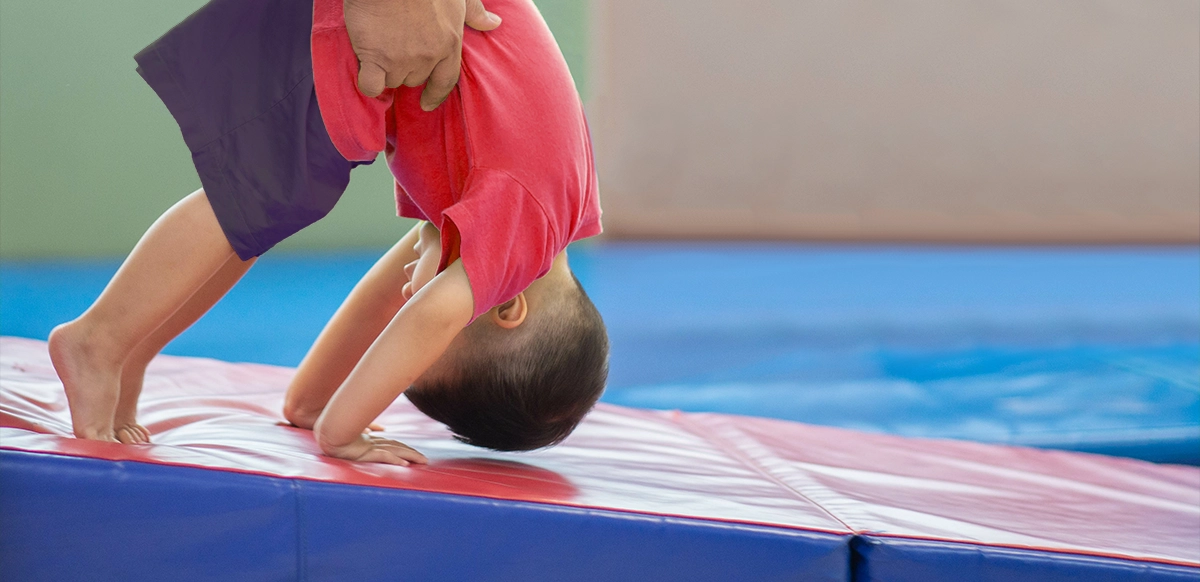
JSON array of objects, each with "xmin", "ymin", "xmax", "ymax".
[{"xmin": 0, "ymin": 0, "xmax": 587, "ymax": 258}]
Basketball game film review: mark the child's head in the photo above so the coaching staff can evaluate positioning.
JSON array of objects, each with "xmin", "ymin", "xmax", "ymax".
[{"xmin": 406, "ymin": 255, "xmax": 608, "ymax": 451}]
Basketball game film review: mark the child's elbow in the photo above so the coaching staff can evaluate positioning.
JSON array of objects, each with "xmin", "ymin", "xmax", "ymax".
[{"xmin": 282, "ymin": 398, "xmax": 319, "ymax": 430}]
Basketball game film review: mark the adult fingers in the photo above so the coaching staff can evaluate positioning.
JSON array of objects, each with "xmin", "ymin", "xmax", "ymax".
[
  {"xmin": 357, "ymin": 60, "xmax": 388, "ymax": 98},
  {"xmin": 401, "ymin": 60, "xmax": 439, "ymax": 89},
  {"xmin": 420, "ymin": 52, "xmax": 461, "ymax": 111},
  {"xmin": 385, "ymin": 65, "xmax": 413, "ymax": 91},
  {"xmin": 464, "ymin": 0, "xmax": 502, "ymax": 31}
]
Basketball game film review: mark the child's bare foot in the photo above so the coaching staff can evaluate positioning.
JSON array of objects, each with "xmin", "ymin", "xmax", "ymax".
[
  {"xmin": 114, "ymin": 361, "xmax": 151, "ymax": 444},
  {"xmin": 48, "ymin": 321, "xmax": 123, "ymax": 442}
]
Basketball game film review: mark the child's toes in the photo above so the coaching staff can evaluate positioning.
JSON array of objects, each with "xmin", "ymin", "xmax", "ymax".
[
  {"xmin": 115, "ymin": 424, "xmax": 151, "ymax": 444},
  {"xmin": 114, "ymin": 426, "xmax": 137, "ymax": 444}
]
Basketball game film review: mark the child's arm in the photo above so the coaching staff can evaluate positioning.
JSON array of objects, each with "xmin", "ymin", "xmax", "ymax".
[
  {"xmin": 314, "ymin": 259, "xmax": 474, "ymax": 465},
  {"xmin": 282, "ymin": 223, "xmax": 423, "ymax": 429}
]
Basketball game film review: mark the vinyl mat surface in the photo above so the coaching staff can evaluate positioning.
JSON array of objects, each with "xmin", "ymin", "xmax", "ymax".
[{"xmin": 1, "ymin": 336, "xmax": 1197, "ymax": 581}]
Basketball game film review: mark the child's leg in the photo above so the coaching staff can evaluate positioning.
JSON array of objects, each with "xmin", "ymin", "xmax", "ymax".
[
  {"xmin": 283, "ymin": 225, "xmax": 422, "ymax": 429},
  {"xmin": 50, "ymin": 189, "xmax": 238, "ymax": 441},
  {"xmin": 113, "ymin": 253, "xmax": 255, "ymax": 444}
]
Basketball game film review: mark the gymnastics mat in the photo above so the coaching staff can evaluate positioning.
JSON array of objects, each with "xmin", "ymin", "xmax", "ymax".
[{"xmin": 1, "ymin": 337, "xmax": 1196, "ymax": 581}]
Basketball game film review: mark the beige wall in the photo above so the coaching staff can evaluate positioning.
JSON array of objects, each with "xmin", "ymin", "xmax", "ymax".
[{"xmin": 588, "ymin": 0, "xmax": 1200, "ymax": 243}]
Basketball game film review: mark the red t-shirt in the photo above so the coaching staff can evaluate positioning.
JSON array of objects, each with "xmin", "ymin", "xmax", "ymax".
[{"xmin": 311, "ymin": 0, "xmax": 602, "ymax": 321}]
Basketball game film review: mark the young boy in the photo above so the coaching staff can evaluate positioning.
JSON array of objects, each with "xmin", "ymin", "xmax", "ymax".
[{"xmin": 49, "ymin": 0, "xmax": 607, "ymax": 464}]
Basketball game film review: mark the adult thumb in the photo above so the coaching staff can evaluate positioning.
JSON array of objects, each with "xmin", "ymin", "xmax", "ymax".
[
  {"xmin": 464, "ymin": 0, "xmax": 501, "ymax": 31},
  {"xmin": 357, "ymin": 60, "xmax": 387, "ymax": 98}
]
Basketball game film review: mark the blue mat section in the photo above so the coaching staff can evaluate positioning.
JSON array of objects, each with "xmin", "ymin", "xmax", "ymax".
[
  {"xmin": 3, "ymin": 244, "xmax": 1197, "ymax": 463},
  {"xmin": 852, "ymin": 537, "xmax": 1199, "ymax": 582},
  {"xmin": 0, "ymin": 450, "xmax": 850, "ymax": 582},
  {"xmin": 300, "ymin": 480, "xmax": 849, "ymax": 582},
  {"xmin": 0, "ymin": 451, "xmax": 299, "ymax": 582}
]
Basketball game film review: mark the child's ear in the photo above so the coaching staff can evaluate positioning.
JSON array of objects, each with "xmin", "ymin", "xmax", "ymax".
[{"xmin": 491, "ymin": 293, "xmax": 527, "ymax": 329}]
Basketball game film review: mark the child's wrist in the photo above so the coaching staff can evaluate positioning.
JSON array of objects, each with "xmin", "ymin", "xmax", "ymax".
[{"xmin": 315, "ymin": 425, "xmax": 363, "ymax": 458}]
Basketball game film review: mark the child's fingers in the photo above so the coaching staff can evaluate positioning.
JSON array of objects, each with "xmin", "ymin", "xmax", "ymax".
[
  {"xmin": 367, "ymin": 422, "xmax": 385, "ymax": 432},
  {"xmin": 369, "ymin": 436, "xmax": 429, "ymax": 464},
  {"xmin": 392, "ymin": 447, "xmax": 428, "ymax": 464},
  {"xmin": 360, "ymin": 448, "xmax": 409, "ymax": 466}
]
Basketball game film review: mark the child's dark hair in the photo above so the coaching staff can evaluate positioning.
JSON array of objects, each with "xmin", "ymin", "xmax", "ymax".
[{"xmin": 406, "ymin": 274, "xmax": 608, "ymax": 452}]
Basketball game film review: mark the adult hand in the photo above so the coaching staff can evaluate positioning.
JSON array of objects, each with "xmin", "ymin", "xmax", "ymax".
[{"xmin": 343, "ymin": 0, "xmax": 501, "ymax": 110}]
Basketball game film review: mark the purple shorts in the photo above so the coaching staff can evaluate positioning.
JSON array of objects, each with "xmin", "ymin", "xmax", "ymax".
[{"xmin": 135, "ymin": 0, "xmax": 364, "ymax": 259}]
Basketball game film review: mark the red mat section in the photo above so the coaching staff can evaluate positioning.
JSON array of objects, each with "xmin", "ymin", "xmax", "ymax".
[{"xmin": 1, "ymin": 336, "xmax": 1196, "ymax": 567}]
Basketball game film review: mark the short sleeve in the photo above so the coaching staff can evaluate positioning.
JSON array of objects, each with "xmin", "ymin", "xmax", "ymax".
[
  {"xmin": 442, "ymin": 168, "xmax": 558, "ymax": 322},
  {"xmin": 394, "ymin": 181, "xmax": 427, "ymax": 221}
]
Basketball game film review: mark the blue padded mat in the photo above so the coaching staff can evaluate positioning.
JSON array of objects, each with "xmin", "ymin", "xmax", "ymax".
[
  {"xmin": 0, "ymin": 450, "xmax": 850, "ymax": 582},
  {"xmin": 851, "ymin": 537, "xmax": 1200, "ymax": 582},
  {"xmin": 10, "ymin": 447, "xmax": 1191, "ymax": 582},
  {"xmin": 2, "ymin": 243, "xmax": 1197, "ymax": 463}
]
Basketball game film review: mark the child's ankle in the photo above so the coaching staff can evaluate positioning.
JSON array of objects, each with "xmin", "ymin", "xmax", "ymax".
[{"xmin": 51, "ymin": 320, "xmax": 127, "ymax": 368}]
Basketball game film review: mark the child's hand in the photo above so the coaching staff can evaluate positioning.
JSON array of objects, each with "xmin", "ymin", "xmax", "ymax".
[
  {"xmin": 283, "ymin": 417, "xmax": 383, "ymax": 433},
  {"xmin": 401, "ymin": 221, "xmax": 442, "ymax": 301},
  {"xmin": 321, "ymin": 432, "xmax": 428, "ymax": 466}
]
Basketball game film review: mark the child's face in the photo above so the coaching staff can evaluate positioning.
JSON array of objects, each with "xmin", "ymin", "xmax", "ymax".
[{"xmin": 402, "ymin": 221, "xmax": 442, "ymax": 301}]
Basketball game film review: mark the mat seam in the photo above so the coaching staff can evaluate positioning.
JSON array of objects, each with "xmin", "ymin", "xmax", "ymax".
[
  {"xmin": 668, "ymin": 412, "xmax": 857, "ymax": 534},
  {"xmin": 292, "ymin": 479, "xmax": 307, "ymax": 582}
]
